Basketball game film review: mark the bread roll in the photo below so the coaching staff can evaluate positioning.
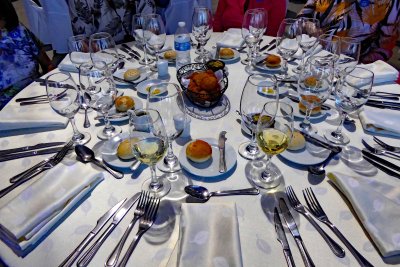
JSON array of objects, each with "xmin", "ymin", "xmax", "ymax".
[
  {"xmin": 304, "ymin": 76, "xmax": 318, "ymax": 87},
  {"xmin": 117, "ymin": 139, "xmax": 136, "ymax": 160},
  {"xmin": 298, "ymin": 95, "xmax": 321, "ymax": 115},
  {"xmin": 287, "ymin": 131, "xmax": 306, "ymax": 151},
  {"xmin": 164, "ymin": 50, "xmax": 177, "ymax": 60},
  {"xmin": 264, "ymin": 54, "xmax": 281, "ymax": 68},
  {"xmin": 186, "ymin": 139, "xmax": 212, "ymax": 163},
  {"xmin": 115, "ymin": 96, "xmax": 135, "ymax": 112},
  {"xmin": 219, "ymin": 48, "xmax": 234, "ymax": 59},
  {"xmin": 123, "ymin": 69, "xmax": 141, "ymax": 81}
]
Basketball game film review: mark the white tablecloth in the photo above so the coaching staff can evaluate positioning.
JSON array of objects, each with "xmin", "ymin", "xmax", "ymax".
[{"xmin": 0, "ymin": 33, "xmax": 399, "ymax": 266}]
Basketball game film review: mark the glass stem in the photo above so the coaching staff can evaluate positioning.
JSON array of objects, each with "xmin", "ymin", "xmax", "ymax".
[
  {"xmin": 143, "ymin": 43, "xmax": 149, "ymax": 63},
  {"xmin": 334, "ymin": 111, "xmax": 346, "ymax": 136},
  {"xmin": 165, "ymin": 138, "xmax": 177, "ymax": 162},
  {"xmin": 265, "ymin": 154, "xmax": 272, "ymax": 170},
  {"xmin": 149, "ymin": 164, "xmax": 162, "ymax": 191},
  {"xmin": 69, "ymin": 117, "xmax": 83, "ymax": 140},
  {"xmin": 103, "ymin": 111, "xmax": 113, "ymax": 130},
  {"xmin": 300, "ymin": 53, "xmax": 306, "ymax": 70},
  {"xmin": 282, "ymin": 58, "xmax": 288, "ymax": 76},
  {"xmin": 248, "ymin": 129, "xmax": 259, "ymax": 153},
  {"xmin": 304, "ymin": 107, "xmax": 312, "ymax": 125}
]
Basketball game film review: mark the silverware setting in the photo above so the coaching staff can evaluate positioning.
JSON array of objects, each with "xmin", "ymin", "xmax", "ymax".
[
  {"xmin": 362, "ymin": 150, "xmax": 400, "ymax": 179},
  {"xmin": 259, "ymin": 39, "xmax": 276, "ymax": 52},
  {"xmin": 373, "ymin": 136, "xmax": 400, "ymax": 152},
  {"xmin": 121, "ymin": 44, "xmax": 142, "ymax": 58},
  {"xmin": 274, "ymin": 207, "xmax": 296, "ymax": 267},
  {"xmin": 362, "ymin": 139, "xmax": 400, "ymax": 160},
  {"xmin": 0, "ymin": 142, "xmax": 65, "ymax": 156},
  {"xmin": 119, "ymin": 47, "xmax": 140, "ymax": 61},
  {"xmin": 218, "ymin": 130, "xmax": 227, "ymax": 173}
]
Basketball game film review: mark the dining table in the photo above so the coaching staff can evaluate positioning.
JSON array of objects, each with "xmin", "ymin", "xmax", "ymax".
[{"xmin": 0, "ymin": 32, "xmax": 399, "ymax": 267}]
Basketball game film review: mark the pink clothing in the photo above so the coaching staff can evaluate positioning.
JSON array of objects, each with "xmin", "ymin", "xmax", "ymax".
[{"xmin": 213, "ymin": 0, "xmax": 287, "ymax": 36}]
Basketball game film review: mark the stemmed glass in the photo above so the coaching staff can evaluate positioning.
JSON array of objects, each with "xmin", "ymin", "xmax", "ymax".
[
  {"xmin": 293, "ymin": 18, "xmax": 320, "ymax": 73},
  {"xmin": 336, "ymin": 37, "xmax": 361, "ymax": 77},
  {"xmin": 46, "ymin": 72, "xmax": 91, "ymax": 145},
  {"xmin": 129, "ymin": 109, "xmax": 170, "ymax": 197},
  {"xmin": 89, "ymin": 32, "xmax": 120, "ymax": 68},
  {"xmin": 238, "ymin": 74, "xmax": 278, "ymax": 160},
  {"xmin": 276, "ymin": 19, "xmax": 299, "ymax": 79},
  {"xmin": 324, "ymin": 67, "xmax": 374, "ymax": 145},
  {"xmin": 192, "ymin": 7, "xmax": 213, "ymax": 63},
  {"xmin": 132, "ymin": 14, "xmax": 154, "ymax": 66},
  {"xmin": 318, "ymin": 34, "xmax": 340, "ymax": 66},
  {"xmin": 143, "ymin": 14, "xmax": 166, "ymax": 71},
  {"xmin": 147, "ymin": 83, "xmax": 186, "ymax": 173},
  {"xmin": 68, "ymin": 34, "xmax": 91, "ymax": 67},
  {"xmin": 250, "ymin": 101, "xmax": 293, "ymax": 189},
  {"xmin": 298, "ymin": 56, "xmax": 334, "ymax": 133}
]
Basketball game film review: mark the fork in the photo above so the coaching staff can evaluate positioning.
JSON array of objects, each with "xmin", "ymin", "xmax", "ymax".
[
  {"xmin": 362, "ymin": 139, "xmax": 400, "ymax": 160},
  {"xmin": 303, "ymin": 188, "xmax": 374, "ymax": 267},
  {"xmin": 373, "ymin": 136, "xmax": 400, "ymax": 153},
  {"xmin": 286, "ymin": 186, "xmax": 345, "ymax": 258},
  {"xmin": 105, "ymin": 191, "xmax": 150, "ymax": 267},
  {"xmin": 117, "ymin": 196, "xmax": 160, "ymax": 267}
]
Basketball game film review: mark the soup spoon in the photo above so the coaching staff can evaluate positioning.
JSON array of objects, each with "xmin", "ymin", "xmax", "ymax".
[{"xmin": 184, "ymin": 185, "xmax": 259, "ymax": 201}]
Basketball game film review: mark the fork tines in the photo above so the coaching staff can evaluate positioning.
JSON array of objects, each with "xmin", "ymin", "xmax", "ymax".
[{"xmin": 302, "ymin": 188, "xmax": 324, "ymax": 217}]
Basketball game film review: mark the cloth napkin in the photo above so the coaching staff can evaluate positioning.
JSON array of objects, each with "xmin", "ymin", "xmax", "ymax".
[
  {"xmin": 0, "ymin": 161, "xmax": 104, "ymax": 255},
  {"xmin": 217, "ymin": 28, "xmax": 245, "ymax": 48},
  {"xmin": 58, "ymin": 53, "xmax": 90, "ymax": 73},
  {"xmin": 177, "ymin": 203, "xmax": 243, "ymax": 267},
  {"xmin": 360, "ymin": 60, "xmax": 399, "ymax": 84},
  {"xmin": 328, "ymin": 172, "xmax": 400, "ymax": 257},
  {"xmin": 359, "ymin": 107, "xmax": 400, "ymax": 137}
]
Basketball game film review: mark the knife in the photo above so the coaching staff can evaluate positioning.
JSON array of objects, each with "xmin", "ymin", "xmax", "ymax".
[
  {"xmin": 365, "ymin": 102, "xmax": 400, "ymax": 110},
  {"xmin": 218, "ymin": 131, "xmax": 227, "ymax": 173},
  {"xmin": 260, "ymin": 39, "xmax": 276, "ymax": 52},
  {"xmin": 363, "ymin": 155, "xmax": 400, "ymax": 179},
  {"xmin": 0, "ymin": 142, "xmax": 65, "ymax": 156},
  {"xmin": 0, "ymin": 147, "xmax": 64, "ymax": 162},
  {"xmin": 95, "ymin": 112, "xmax": 128, "ymax": 120},
  {"xmin": 274, "ymin": 207, "xmax": 296, "ymax": 267},
  {"xmin": 121, "ymin": 44, "xmax": 141, "ymax": 58},
  {"xmin": 59, "ymin": 199, "xmax": 126, "ymax": 267},
  {"xmin": 367, "ymin": 99, "xmax": 400, "ymax": 107},
  {"xmin": 362, "ymin": 150, "xmax": 400, "ymax": 174},
  {"xmin": 112, "ymin": 75, "xmax": 138, "ymax": 86},
  {"xmin": 77, "ymin": 192, "xmax": 141, "ymax": 267},
  {"xmin": 286, "ymin": 95, "xmax": 330, "ymax": 111},
  {"xmin": 120, "ymin": 47, "xmax": 140, "ymax": 60},
  {"xmin": 299, "ymin": 130, "xmax": 342, "ymax": 154},
  {"xmin": 279, "ymin": 198, "xmax": 315, "ymax": 267},
  {"xmin": 266, "ymin": 43, "xmax": 277, "ymax": 52}
]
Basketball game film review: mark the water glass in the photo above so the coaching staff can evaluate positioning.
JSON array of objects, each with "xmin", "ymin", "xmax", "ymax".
[
  {"xmin": 89, "ymin": 32, "xmax": 120, "ymax": 67},
  {"xmin": 132, "ymin": 14, "xmax": 154, "ymax": 66},
  {"xmin": 276, "ymin": 19, "xmax": 299, "ymax": 78},
  {"xmin": 336, "ymin": 37, "xmax": 361, "ymax": 77},
  {"xmin": 192, "ymin": 7, "xmax": 213, "ymax": 63},
  {"xmin": 143, "ymin": 14, "xmax": 166, "ymax": 71}
]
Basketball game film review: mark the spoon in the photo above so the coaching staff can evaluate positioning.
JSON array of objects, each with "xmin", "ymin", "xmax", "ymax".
[
  {"xmin": 184, "ymin": 185, "xmax": 259, "ymax": 201},
  {"xmin": 82, "ymin": 92, "xmax": 91, "ymax": 128},
  {"xmin": 75, "ymin": 145, "xmax": 124, "ymax": 179},
  {"xmin": 308, "ymin": 149, "xmax": 342, "ymax": 176}
]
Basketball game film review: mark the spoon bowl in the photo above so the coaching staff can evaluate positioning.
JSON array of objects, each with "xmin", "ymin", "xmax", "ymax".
[
  {"xmin": 308, "ymin": 149, "xmax": 341, "ymax": 176},
  {"xmin": 184, "ymin": 185, "xmax": 259, "ymax": 201}
]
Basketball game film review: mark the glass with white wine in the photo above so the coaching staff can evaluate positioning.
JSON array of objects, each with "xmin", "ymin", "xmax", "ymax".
[{"xmin": 129, "ymin": 109, "xmax": 170, "ymax": 197}]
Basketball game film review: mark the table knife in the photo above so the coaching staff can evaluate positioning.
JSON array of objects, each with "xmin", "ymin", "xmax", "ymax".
[
  {"xmin": 121, "ymin": 44, "xmax": 141, "ymax": 58},
  {"xmin": 362, "ymin": 150, "xmax": 400, "ymax": 177},
  {"xmin": 120, "ymin": 47, "xmax": 140, "ymax": 61},
  {"xmin": 266, "ymin": 43, "xmax": 277, "ymax": 52},
  {"xmin": 77, "ymin": 192, "xmax": 141, "ymax": 267},
  {"xmin": 367, "ymin": 99, "xmax": 400, "ymax": 106},
  {"xmin": 0, "ymin": 142, "xmax": 65, "ymax": 156},
  {"xmin": 59, "ymin": 199, "xmax": 126, "ymax": 267},
  {"xmin": 299, "ymin": 130, "xmax": 342, "ymax": 154},
  {"xmin": 0, "ymin": 147, "xmax": 63, "ymax": 162},
  {"xmin": 260, "ymin": 39, "xmax": 276, "ymax": 52},
  {"xmin": 218, "ymin": 131, "xmax": 227, "ymax": 173},
  {"xmin": 112, "ymin": 75, "xmax": 138, "ymax": 86},
  {"xmin": 279, "ymin": 198, "xmax": 315, "ymax": 267},
  {"xmin": 95, "ymin": 112, "xmax": 128, "ymax": 120},
  {"xmin": 365, "ymin": 102, "xmax": 400, "ymax": 110},
  {"xmin": 274, "ymin": 207, "xmax": 296, "ymax": 267}
]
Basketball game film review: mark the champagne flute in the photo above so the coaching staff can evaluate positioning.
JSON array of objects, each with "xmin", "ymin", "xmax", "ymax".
[
  {"xmin": 276, "ymin": 18, "xmax": 299, "ymax": 78},
  {"xmin": 143, "ymin": 14, "xmax": 166, "ymax": 71},
  {"xmin": 89, "ymin": 32, "xmax": 120, "ymax": 68},
  {"xmin": 129, "ymin": 109, "xmax": 170, "ymax": 197},
  {"xmin": 132, "ymin": 14, "xmax": 154, "ymax": 66},
  {"xmin": 147, "ymin": 83, "xmax": 186, "ymax": 173},
  {"xmin": 46, "ymin": 72, "xmax": 91, "ymax": 145},
  {"xmin": 336, "ymin": 37, "xmax": 360, "ymax": 77},
  {"xmin": 324, "ymin": 67, "xmax": 373, "ymax": 145},
  {"xmin": 251, "ymin": 101, "xmax": 294, "ymax": 189},
  {"xmin": 192, "ymin": 7, "xmax": 213, "ymax": 63},
  {"xmin": 238, "ymin": 74, "xmax": 278, "ymax": 160}
]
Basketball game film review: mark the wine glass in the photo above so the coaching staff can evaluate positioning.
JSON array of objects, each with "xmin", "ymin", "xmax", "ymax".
[
  {"xmin": 298, "ymin": 56, "xmax": 334, "ymax": 133},
  {"xmin": 68, "ymin": 34, "xmax": 91, "ymax": 67},
  {"xmin": 46, "ymin": 72, "xmax": 91, "ymax": 145},
  {"xmin": 89, "ymin": 32, "xmax": 120, "ymax": 68},
  {"xmin": 132, "ymin": 14, "xmax": 154, "ymax": 66},
  {"xmin": 192, "ymin": 7, "xmax": 213, "ymax": 63},
  {"xmin": 78, "ymin": 62, "xmax": 100, "ymax": 95},
  {"xmin": 276, "ymin": 18, "xmax": 299, "ymax": 78},
  {"xmin": 250, "ymin": 101, "xmax": 294, "ymax": 189},
  {"xmin": 318, "ymin": 34, "xmax": 340, "ymax": 64},
  {"xmin": 324, "ymin": 67, "xmax": 374, "ymax": 145},
  {"xmin": 143, "ymin": 14, "xmax": 166, "ymax": 71},
  {"xmin": 336, "ymin": 37, "xmax": 361, "ymax": 77},
  {"xmin": 293, "ymin": 18, "xmax": 320, "ymax": 74},
  {"xmin": 129, "ymin": 109, "xmax": 170, "ymax": 197},
  {"xmin": 147, "ymin": 83, "xmax": 186, "ymax": 173},
  {"xmin": 238, "ymin": 74, "xmax": 279, "ymax": 160},
  {"xmin": 241, "ymin": 8, "xmax": 267, "ymax": 65}
]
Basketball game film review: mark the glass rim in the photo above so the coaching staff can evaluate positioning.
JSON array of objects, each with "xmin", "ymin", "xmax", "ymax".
[
  {"xmin": 69, "ymin": 34, "xmax": 88, "ymax": 42},
  {"xmin": 89, "ymin": 32, "xmax": 113, "ymax": 40},
  {"xmin": 344, "ymin": 66, "xmax": 374, "ymax": 79},
  {"xmin": 247, "ymin": 74, "xmax": 277, "ymax": 86},
  {"xmin": 262, "ymin": 101, "xmax": 293, "ymax": 117},
  {"xmin": 46, "ymin": 71, "xmax": 73, "ymax": 84},
  {"xmin": 129, "ymin": 108, "xmax": 163, "ymax": 125}
]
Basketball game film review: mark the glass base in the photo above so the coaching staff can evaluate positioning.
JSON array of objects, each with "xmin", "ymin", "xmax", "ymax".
[
  {"xmin": 238, "ymin": 141, "xmax": 265, "ymax": 160},
  {"xmin": 300, "ymin": 122, "xmax": 317, "ymax": 134},
  {"xmin": 142, "ymin": 177, "xmax": 171, "ymax": 198},
  {"xmin": 292, "ymin": 65, "xmax": 302, "ymax": 74},
  {"xmin": 245, "ymin": 159, "xmax": 282, "ymax": 189},
  {"xmin": 157, "ymin": 156, "xmax": 182, "ymax": 173},
  {"xmin": 72, "ymin": 132, "xmax": 91, "ymax": 145},
  {"xmin": 97, "ymin": 125, "xmax": 122, "ymax": 140},
  {"xmin": 324, "ymin": 129, "xmax": 349, "ymax": 145},
  {"xmin": 194, "ymin": 52, "xmax": 211, "ymax": 63},
  {"xmin": 139, "ymin": 57, "xmax": 154, "ymax": 65},
  {"xmin": 241, "ymin": 58, "xmax": 250, "ymax": 65}
]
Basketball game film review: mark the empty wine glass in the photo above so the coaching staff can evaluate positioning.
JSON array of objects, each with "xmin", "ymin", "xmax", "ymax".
[
  {"xmin": 276, "ymin": 18, "xmax": 299, "ymax": 79},
  {"xmin": 336, "ymin": 37, "xmax": 361, "ymax": 77},
  {"xmin": 78, "ymin": 62, "xmax": 100, "ymax": 95},
  {"xmin": 68, "ymin": 34, "xmax": 91, "ymax": 67},
  {"xmin": 143, "ymin": 14, "xmax": 166, "ymax": 71},
  {"xmin": 147, "ymin": 83, "xmax": 186, "ymax": 173},
  {"xmin": 46, "ymin": 72, "xmax": 91, "ymax": 145},
  {"xmin": 238, "ymin": 74, "xmax": 279, "ymax": 160},
  {"xmin": 129, "ymin": 109, "xmax": 170, "ymax": 197},
  {"xmin": 89, "ymin": 32, "xmax": 120, "ymax": 68},
  {"xmin": 192, "ymin": 7, "xmax": 213, "ymax": 63},
  {"xmin": 132, "ymin": 14, "xmax": 154, "ymax": 66},
  {"xmin": 318, "ymin": 34, "xmax": 340, "ymax": 65},
  {"xmin": 324, "ymin": 67, "xmax": 374, "ymax": 145}
]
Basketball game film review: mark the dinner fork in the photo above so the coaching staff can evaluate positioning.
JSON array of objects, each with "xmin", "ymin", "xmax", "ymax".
[
  {"xmin": 105, "ymin": 191, "xmax": 150, "ymax": 267},
  {"xmin": 362, "ymin": 139, "xmax": 400, "ymax": 160},
  {"xmin": 285, "ymin": 186, "xmax": 345, "ymax": 258},
  {"xmin": 117, "ymin": 196, "xmax": 160, "ymax": 267},
  {"xmin": 303, "ymin": 188, "xmax": 374, "ymax": 267},
  {"xmin": 373, "ymin": 136, "xmax": 400, "ymax": 153}
]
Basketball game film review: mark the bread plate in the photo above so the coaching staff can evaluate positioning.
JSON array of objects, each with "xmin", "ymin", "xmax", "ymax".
[
  {"xmin": 97, "ymin": 92, "xmax": 143, "ymax": 122},
  {"xmin": 113, "ymin": 68, "xmax": 148, "ymax": 86},
  {"xmin": 212, "ymin": 48, "xmax": 240, "ymax": 64},
  {"xmin": 282, "ymin": 98, "xmax": 327, "ymax": 121},
  {"xmin": 136, "ymin": 79, "xmax": 167, "ymax": 96},
  {"xmin": 279, "ymin": 140, "xmax": 330, "ymax": 166},
  {"xmin": 102, "ymin": 132, "xmax": 137, "ymax": 169},
  {"xmin": 253, "ymin": 55, "xmax": 283, "ymax": 72}
]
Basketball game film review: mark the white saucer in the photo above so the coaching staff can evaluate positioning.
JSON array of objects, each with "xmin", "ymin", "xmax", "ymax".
[
  {"xmin": 97, "ymin": 92, "xmax": 143, "ymax": 122},
  {"xmin": 113, "ymin": 68, "xmax": 148, "ymax": 86},
  {"xmin": 282, "ymin": 98, "xmax": 327, "ymax": 121},
  {"xmin": 102, "ymin": 132, "xmax": 136, "ymax": 169},
  {"xmin": 178, "ymin": 138, "xmax": 237, "ymax": 178},
  {"xmin": 212, "ymin": 48, "xmax": 240, "ymax": 64},
  {"xmin": 136, "ymin": 79, "xmax": 166, "ymax": 96},
  {"xmin": 253, "ymin": 55, "xmax": 283, "ymax": 72},
  {"xmin": 279, "ymin": 141, "xmax": 330, "ymax": 165}
]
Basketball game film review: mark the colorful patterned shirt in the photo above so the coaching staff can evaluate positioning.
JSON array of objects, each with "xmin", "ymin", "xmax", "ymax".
[{"xmin": 298, "ymin": 0, "xmax": 400, "ymax": 63}]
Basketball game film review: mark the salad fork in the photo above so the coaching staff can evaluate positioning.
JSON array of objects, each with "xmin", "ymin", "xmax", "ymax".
[
  {"xmin": 362, "ymin": 139, "xmax": 400, "ymax": 160},
  {"xmin": 373, "ymin": 136, "xmax": 400, "ymax": 153},
  {"xmin": 285, "ymin": 186, "xmax": 345, "ymax": 258},
  {"xmin": 303, "ymin": 188, "xmax": 373, "ymax": 267}
]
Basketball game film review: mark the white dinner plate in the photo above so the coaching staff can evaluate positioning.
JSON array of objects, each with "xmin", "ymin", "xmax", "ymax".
[
  {"xmin": 279, "ymin": 141, "xmax": 330, "ymax": 166},
  {"xmin": 97, "ymin": 92, "xmax": 143, "ymax": 122},
  {"xmin": 102, "ymin": 132, "xmax": 136, "ymax": 169},
  {"xmin": 178, "ymin": 138, "xmax": 237, "ymax": 178},
  {"xmin": 212, "ymin": 48, "xmax": 240, "ymax": 64},
  {"xmin": 252, "ymin": 55, "xmax": 283, "ymax": 72},
  {"xmin": 136, "ymin": 79, "xmax": 167, "ymax": 96},
  {"xmin": 113, "ymin": 68, "xmax": 148, "ymax": 86},
  {"xmin": 282, "ymin": 98, "xmax": 327, "ymax": 121}
]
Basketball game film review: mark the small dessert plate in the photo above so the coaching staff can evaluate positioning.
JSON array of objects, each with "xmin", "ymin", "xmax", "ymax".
[
  {"xmin": 136, "ymin": 79, "xmax": 167, "ymax": 96},
  {"xmin": 113, "ymin": 68, "xmax": 148, "ymax": 86}
]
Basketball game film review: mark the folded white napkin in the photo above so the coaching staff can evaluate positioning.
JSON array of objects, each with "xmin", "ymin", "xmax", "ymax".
[
  {"xmin": 359, "ymin": 107, "xmax": 400, "ymax": 137},
  {"xmin": 177, "ymin": 203, "xmax": 243, "ymax": 267},
  {"xmin": 361, "ymin": 60, "xmax": 399, "ymax": 84},
  {"xmin": 217, "ymin": 28, "xmax": 245, "ymax": 48},
  {"xmin": 0, "ymin": 161, "xmax": 104, "ymax": 254},
  {"xmin": 58, "ymin": 53, "xmax": 90, "ymax": 73},
  {"xmin": 328, "ymin": 172, "xmax": 400, "ymax": 257}
]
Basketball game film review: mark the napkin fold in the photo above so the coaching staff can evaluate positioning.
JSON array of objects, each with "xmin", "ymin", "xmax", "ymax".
[
  {"xmin": 0, "ymin": 161, "xmax": 104, "ymax": 255},
  {"xmin": 361, "ymin": 60, "xmax": 399, "ymax": 84},
  {"xmin": 217, "ymin": 28, "xmax": 245, "ymax": 48},
  {"xmin": 359, "ymin": 107, "xmax": 400, "ymax": 137},
  {"xmin": 177, "ymin": 203, "xmax": 243, "ymax": 267},
  {"xmin": 328, "ymin": 172, "xmax": 400, "ymax": 257}
]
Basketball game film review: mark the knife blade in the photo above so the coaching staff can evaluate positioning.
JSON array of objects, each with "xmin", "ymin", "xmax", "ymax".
[
  {"xmin": 59, "ymin": 198, "xmax": 126, "ymax": 267},
  {"xmin": 218, "ymin": 131, "xmax": 227, "ymax": 173},
  {"xmin": 266, "ymin": 43, "xmax": 277, "ymax": 52},
  {"xmin": 260, "ymin": 39, "xmax": 276, "ymax": 52},
  {"xmin": 0, "ymin": 147, "xmax": 64, "ymax": 162},
  {"xmin": 120, "ymin": 47, "xmax": 140, "ymax": 61},
  {"xmin": 95, "ymin": 112, "xmax": 128, "ymax": 120},
  {"xmin": 363, "ymin": 155, "xmax": 400, "ymax": 179},
  {"xmin": 0, "ymin": 142, "xmax": 65, "ymax": 156},
  {"xmin": 77, "ymin": 192, "xmax": 141, "ymax": 267},
  {"xmin": 274, "ymin": 207, "xmax": 296, "ymax": 267},
  {"xmin": 299, "ymin": 130, "xmax": 342, "ymax": 154},
  {"xmin": 279, "ymin": 198, "xmax": 315, "ymax": 267},
  {"xmin": 286, "ymin": 95, "xmax": 330, "ymax": 111},
  {"xmin": 362, "ymin": 149, "xmax": 400, "ymax": 173},
  {"xmin": 367, "ymin": 99, "xmax": 400, "ymax": 107},
  {"xmin": 121, "ymin": 44, "xmax": 141, "ymax": 58},
  {"xmin": 365, "ymin": 102, "xmax": 400, "ymax": 110},
  {"xmin": 112, "ymin": 75, "xmax": 137, "ymax": 86}
]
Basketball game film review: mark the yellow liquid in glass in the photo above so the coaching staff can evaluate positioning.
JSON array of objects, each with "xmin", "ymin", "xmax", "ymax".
[{"xmin": 257, "ymin": 128, "xmax": 289, "ymax": 155}]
